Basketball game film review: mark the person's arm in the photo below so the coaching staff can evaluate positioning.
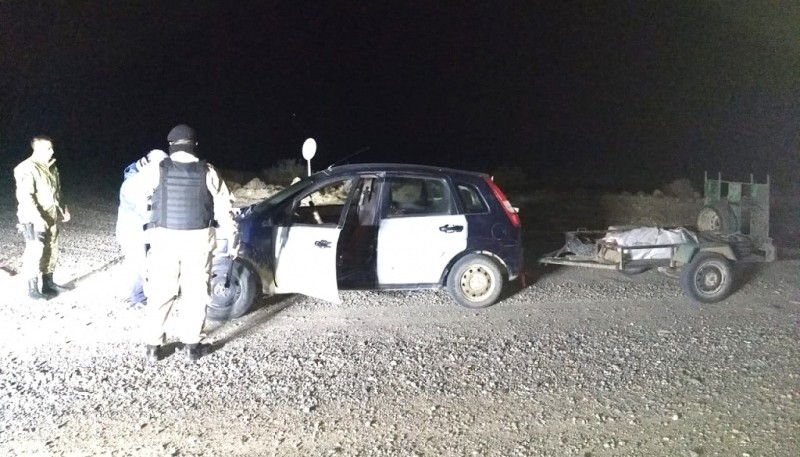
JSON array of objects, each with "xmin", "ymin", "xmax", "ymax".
[
  {"xmin": 137, "ymin": 162, "xmax": 161, "ymax": 224},
  {"xmin": 206, "ymin": 164, "xmax": 238, "ymax": 252},
  {"xmin": 52, "ymin": 165, "xmax": 70, "ymax": 222},
  {"xmin": 206, "ymin": 165, "xmax": 235, "ymax": 226},
  {"xmin": 13, "ymin": 163, "xmax": 46, "ymax": 230}
]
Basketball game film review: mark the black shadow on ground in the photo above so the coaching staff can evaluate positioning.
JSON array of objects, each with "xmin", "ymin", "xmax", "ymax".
[
  {"xmin": 161, "ymin": 342, "xmax": 182, "ymax": 359},
  {"xmin": 731, "ymin": 262, "xmax": 766, "ymax": 297},
  {"xmin": 208, "ymin": 294, "xmax": 297, "ymax": 345},
  {"xmin": 61, "ymin": 257, "xmax": 123, "ymax": 289}
]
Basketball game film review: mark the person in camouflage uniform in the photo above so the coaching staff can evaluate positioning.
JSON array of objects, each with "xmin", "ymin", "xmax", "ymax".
[{"xmin": 13, "ymin": 135, "xmax": 71, "ymax": 300}]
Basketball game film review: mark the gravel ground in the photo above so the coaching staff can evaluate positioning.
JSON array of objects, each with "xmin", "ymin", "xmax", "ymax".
[{"xmin": 0, "ymin": 184, "xmax": 798, "ymax": 456}]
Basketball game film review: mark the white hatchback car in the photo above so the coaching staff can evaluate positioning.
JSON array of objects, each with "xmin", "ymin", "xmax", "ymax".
[{"xmin": 209, "ymin": 163, "xmax": 524, "ymax": 320}]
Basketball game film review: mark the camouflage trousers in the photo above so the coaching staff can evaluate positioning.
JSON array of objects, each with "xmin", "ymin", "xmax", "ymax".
[{"xmin": 21, "ymin": 223, "xmax": 59, "ymax": 279}]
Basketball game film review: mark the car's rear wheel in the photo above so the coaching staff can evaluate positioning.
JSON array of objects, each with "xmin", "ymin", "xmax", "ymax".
[
  {"xmin": 446, "ymin": 254, "xmax": 504, "ymax": 309},
  {"xmin": 208, "ymin": 260, "xmax": 257, "ymax": 321}
]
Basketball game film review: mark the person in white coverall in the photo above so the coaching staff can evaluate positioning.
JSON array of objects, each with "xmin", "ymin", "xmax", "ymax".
[
  {"xmin": 115, "ymin": 149, "xmax": 168, "ymax": 309},
  {"xmin": 139, "ymin": 124, "xmax": 237, "ymax": 362}
]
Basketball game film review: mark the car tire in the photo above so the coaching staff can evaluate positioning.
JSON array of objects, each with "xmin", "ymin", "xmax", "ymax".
[
  {"xmin": 679, "ymin": 252, "xmax": 734, "ymax": 303},
  {"xmin": 446, "ymin": 254, "xmax": 504, "ymax": 309},
  {"xmin": 208, "ymin": 260, "xmax": 257, "ymax": 321},
  {"xmin": 696, "ymin": 201, "xmax": 737, "ymax": 234}
]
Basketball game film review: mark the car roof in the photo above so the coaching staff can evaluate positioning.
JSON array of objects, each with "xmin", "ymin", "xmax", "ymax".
[{"xmin": 316, "ymin": 163, "xmax": 490, "ymax": 179}]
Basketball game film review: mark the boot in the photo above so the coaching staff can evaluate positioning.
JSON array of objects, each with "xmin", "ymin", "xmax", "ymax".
[
  {"xmin": 27, "ymin": 278, "xmax": 48, "ymax": 300},
  {"xmin": 186, "ymin": 343, "xmax": 211, "ymax": 361},
  {"xmin": 145, "ymin": 345, "xmax": 163, "ymax": 362},
  {"xmin": 41, "ymin": 273, "xmax": 70, "ymax": 296}
]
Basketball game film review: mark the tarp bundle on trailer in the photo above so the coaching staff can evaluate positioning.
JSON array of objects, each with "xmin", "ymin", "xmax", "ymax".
[{"xmin": 600, "ymin": 227, "xmax": 698, "ymax": 261}]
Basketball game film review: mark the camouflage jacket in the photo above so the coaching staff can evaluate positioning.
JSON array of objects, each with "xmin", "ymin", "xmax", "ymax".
[{"xmin": 13, "ymin": 156, "xmax": 66, "ymax": 227}]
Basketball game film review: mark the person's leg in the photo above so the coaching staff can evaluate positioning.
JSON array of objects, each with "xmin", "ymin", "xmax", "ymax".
[
  {"xmin": 143, "ymin": 229, "xmax": 181, "ymax": 348},
  {"xmin": 119, "ymin": 243, "xmax": 136, "ymax": 301},
  {"xmin": 176, "ymin": 228, "xmax": 215, "ymax": 347},
  {"xmin": 41, "ymin": 224, "xmax": 68, "ymax": 294},
  {"xmin": 42, "ymin": 223, "xmax": 59, "ymax": 275},
  {"xmin": 120, "ymin": 242, "xmax": 147, "ymax": 305},
  {"xmin": 21, "ymin": 230, "xmax": 46, "ymax": 299},
  {"xmin": 131, "ymin": 243, "xmax": 147, "ymax": 302}
]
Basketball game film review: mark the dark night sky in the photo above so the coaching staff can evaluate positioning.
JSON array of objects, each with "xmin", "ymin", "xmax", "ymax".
[{"xmin": 1, "ymin": 1, "xmax": 798, "ymax": 192}]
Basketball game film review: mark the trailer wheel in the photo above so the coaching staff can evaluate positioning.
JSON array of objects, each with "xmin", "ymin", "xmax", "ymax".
[
  {"xmin": 697, "ymin": 202, "xmax": 737, "ymax": 233},
  {"xmin": 679, "ymin": 252, "xmax": 734, "ymax": 303}
]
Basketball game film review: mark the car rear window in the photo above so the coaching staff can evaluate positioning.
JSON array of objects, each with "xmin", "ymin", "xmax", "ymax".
[{"xmin": 456, "ymin": 183, "xmax": 489, "ymax": 214}]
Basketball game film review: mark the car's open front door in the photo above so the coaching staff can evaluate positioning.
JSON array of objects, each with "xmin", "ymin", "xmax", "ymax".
[
  {"xmin": 272, "ymin": 177, "xmax": 354, "ymax": 303},
  {"xmin": 273, "ymin": 225, "xmax": 341, "ymax": 302}
]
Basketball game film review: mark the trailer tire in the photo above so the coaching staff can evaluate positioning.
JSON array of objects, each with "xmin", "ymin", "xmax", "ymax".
[
  {"xmin": 697, "ymin": 202, "xmax": 737, "ymax": 234},
  {"xmin": 679, "ymin": 252, "xmax": 734, "ymax": 303}
]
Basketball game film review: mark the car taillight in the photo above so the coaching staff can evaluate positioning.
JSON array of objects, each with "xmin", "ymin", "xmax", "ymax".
[{"xmin": 484, "ymin": 176, "xmax": 520, "ymax": 227}]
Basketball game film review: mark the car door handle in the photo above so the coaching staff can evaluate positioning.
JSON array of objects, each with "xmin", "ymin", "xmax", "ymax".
[
  {"xmin": 439, "ymin": 224, "xmax": 464, "ymax": 233},
  {"xmin": 314, "ymin": 240, "xmax": 332, "ymax": 248}
]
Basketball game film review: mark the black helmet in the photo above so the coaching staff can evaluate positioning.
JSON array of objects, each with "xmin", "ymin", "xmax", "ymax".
[{"xmin": 167, "ymin": 124, "xmax": 196, "ymax": 143}]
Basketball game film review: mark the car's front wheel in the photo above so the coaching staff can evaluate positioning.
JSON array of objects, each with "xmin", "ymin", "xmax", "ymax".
[
  {"xmin": 208, "ymin": 260, "xmax": 257, "ymax": 321},
  {"xmin": 446, "ymin": 254, "xmax": 504, "ymax": 309}
]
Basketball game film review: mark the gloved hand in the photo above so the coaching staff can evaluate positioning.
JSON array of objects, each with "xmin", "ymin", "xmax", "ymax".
[{"xmin": 228, "ymin": 233, "xmax": 240, "ymax": 259}]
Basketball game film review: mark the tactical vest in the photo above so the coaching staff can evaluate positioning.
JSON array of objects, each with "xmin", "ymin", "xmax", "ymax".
[{"xmin": 150, "ymin": 158, "xmax": 214, "ymax": 230}]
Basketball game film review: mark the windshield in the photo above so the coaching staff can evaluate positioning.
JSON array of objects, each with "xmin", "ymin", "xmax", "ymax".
[{"xmin": 240, "ymin": 175, "xmax": 315, "ymax": 218}]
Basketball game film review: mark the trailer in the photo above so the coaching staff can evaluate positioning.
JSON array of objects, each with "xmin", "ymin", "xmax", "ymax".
[{"xmin": 538, "ymin": 173, "xmax": 775, "ymax": 304}]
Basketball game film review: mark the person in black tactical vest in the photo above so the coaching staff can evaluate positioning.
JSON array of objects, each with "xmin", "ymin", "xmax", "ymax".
[{"xmin": 139, "ymin": 124, "xmax": 237, "ymax": 361}]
